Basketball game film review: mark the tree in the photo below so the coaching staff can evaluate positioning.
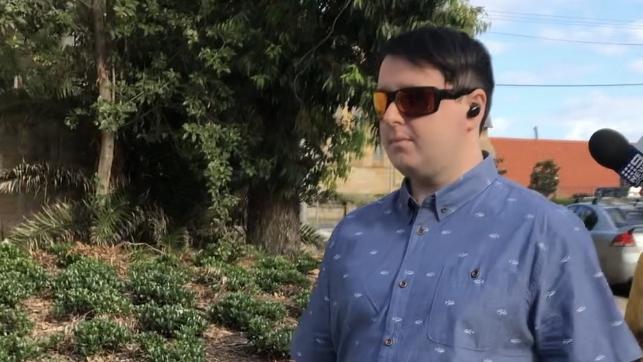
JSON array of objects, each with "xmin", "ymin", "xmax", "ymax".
[
  {"xmin": 92, "ymin": 0, "xmax": 115, "ymax": 196},
  {"xmin": 529, "ymin": 159, "xmax": 560, "ymax": 198},
  {"xmin": 1, "ymin": 0, "xmax": 488, "ymax": 253},
  {"xmin": 0, "ymin": 1, "xmax": 132, "ymax": 197},
  {"xmin": 495, "ymin": 158, "xmax": 507, "ymax": 175},
  {"xmin": 212, "ymin": 0, "xmax": 488, "ymax": 252}
]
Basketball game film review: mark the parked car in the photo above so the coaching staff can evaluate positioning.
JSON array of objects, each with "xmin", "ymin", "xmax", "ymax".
[
  {"xmin": 567, "ymin": 199, "xmax": 643, "ymax": 288},
  {"xmin": 629, "ymin": 186, "xmax": 643, "ymax": 198},
  {"xmin": 594, "ymin": 186, "xmax": 643, "ymax": 198},
  {"xmin": 595, "ymin": 187, "xmax": 630, "ymax": 198}
]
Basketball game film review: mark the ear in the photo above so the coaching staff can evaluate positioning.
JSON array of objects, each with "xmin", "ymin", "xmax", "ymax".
[{"xmin": 464, "ymin": 89, "xmax": 487, "ymax": 132}]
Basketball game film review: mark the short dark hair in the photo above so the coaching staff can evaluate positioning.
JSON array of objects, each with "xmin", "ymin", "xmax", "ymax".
[{"xmin": 379, "ymin": 26, "xmax": 494, "ymax": 132}]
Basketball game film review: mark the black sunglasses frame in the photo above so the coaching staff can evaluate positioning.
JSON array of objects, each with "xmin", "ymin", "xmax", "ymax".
[{"xmin": 374, "ymin": 86, "xmax": 475, "ymax": 118}]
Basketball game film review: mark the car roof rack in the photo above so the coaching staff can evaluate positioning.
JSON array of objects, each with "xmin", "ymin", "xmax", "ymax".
[{"xmin": 573, "ymin": 196, "xmax": 643, "ymax": 207}]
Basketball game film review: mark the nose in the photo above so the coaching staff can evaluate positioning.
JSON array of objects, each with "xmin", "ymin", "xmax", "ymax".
[{"xmin": 380, "ymin": 101, "xmax": 404, "ymax": 126}]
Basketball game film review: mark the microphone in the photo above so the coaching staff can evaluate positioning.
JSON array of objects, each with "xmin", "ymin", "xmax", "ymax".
[{"xmin": 589, "ymin": 128, "xmax": 643, "ymax": 187}]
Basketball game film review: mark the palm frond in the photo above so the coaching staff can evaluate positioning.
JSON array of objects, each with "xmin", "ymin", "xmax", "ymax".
[
  {"xmin": 139, "ymin": 205, "xmax": 170, "ymax": 244},
  {"xmin": 0, "ymin": 162, "xmax": 92, "ymax": 200},
  {"xmin": 85, "ymin": 192, "xmax": 172, "ymax": 246},
  {"xmin": 300, "ymin": 223, "xmax": 324, "ymax": 248},
  {"xmin": 86, "ymin": 193, "xmax": 135, "ymax": 245},
  {"xmin": 8, "ymin": 201, "xmax": 77, "ymax": 248}
]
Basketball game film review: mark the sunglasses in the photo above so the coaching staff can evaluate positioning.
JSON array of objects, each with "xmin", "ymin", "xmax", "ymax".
[{"xmin": 373, "ymin": 86, "xmax": 474, "ymax": 118}]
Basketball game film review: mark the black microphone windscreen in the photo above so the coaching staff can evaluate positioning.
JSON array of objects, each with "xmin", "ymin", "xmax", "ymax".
[{"xmin": 588, "ymin": 128, "xmax": 632, "ymax": 171}]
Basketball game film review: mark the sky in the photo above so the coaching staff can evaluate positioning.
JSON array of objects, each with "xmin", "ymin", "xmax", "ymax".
[{"xmin": 469, "ymin": 0, "xmax": 643, "ymax": 143}]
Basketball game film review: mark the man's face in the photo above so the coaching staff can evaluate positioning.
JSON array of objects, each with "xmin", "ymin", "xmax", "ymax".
[{"xmin": 377, "ymin": 55, "xmax": 471, "ymax": 181}]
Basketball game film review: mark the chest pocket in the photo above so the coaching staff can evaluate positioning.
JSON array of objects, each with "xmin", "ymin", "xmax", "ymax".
[{"xmin": 427, "ymin": 260, "xmax": 529, "ymax": 352}]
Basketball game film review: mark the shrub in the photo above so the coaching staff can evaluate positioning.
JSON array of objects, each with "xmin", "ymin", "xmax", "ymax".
[
  {"xmin": 225, "ymin": 265, "xmax": 259, "ymax": 293},
  {"xmin": 0, "ymin": 335, "xmax": 41, "ymax": 361},
  {"xmin": 209, "ymin": 293, "xmax": 286, "ymax": 332},
  {"xmin": 294, "ymin": 253, "xmax": 320, "ymax": 274},
  {"xmin": 195, "ymin": 234, "xmax": 245, "ymax": 266},
  {"xmin": 136, "ymin": 303, "xmax": 207, "ymax": 338},
  {"xmin": 552, "ymin": 197, "xmax": 574, "ymax": 206},
  {"xmin": 0, "ymin": 307, "xmax": 33, "ymax": 337},
  {"xmin": 74, "ymin": 318, "xmax": 131, "ymax": 356},
  {"xmin": 208, "ymin": 290, "xmax": 294, "ymax": 357},
  {"xmin": 198, "ymin": 261, "xmax": 258, "ymax": 293},
  {"xmin": 37, "ymin": 332, "xmax": 65, "ymax": 354},
  {"xmin": 128, "ymin": 259, "xmax": 194, "ymax": 307},
  {"xmin": 292, "ymin": 289, "xmax": 312, "ymax": 313},
  {"xmin": 52, "ymin": 258, "xmax": 130, "ymax": 317},
  {"xmin": 44, "ymin": 242, "xmax": 85, "ymax": 268},
  {"xmin": 195, "ymin": 264, "xmax": 223, "ymax": 287},
  {"xmin": 137, "ymin": 332, "xmax": 205, "ymax": 362},
  {"xmin": 0, "ymin": 244, "xmax": 48, "ymax": 306},
  {"xmin": 0, "ymin": 243, "xmax": 26, "ymax": 260},
  {"xmin": 253, "ymin": 255, "xmax": 309, "ymax": 293},
  {"xmin": 246, "ymin": 317, "xmax": 293, "ymax": 358}
]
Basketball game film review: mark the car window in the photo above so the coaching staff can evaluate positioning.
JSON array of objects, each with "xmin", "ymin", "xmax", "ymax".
[
  {"xmin": 583, "ymin": 207, "xmax": 599, "ymax": 230},
  {"xmin": 624, "ymin": 210, "xmax": 643, "ymax": 225},
  {"xmin": 574, "ymin": 206, "xmax": 599, "ymax": 231},
  {"xmin": 606, "ymin": 208, "xmax": 643, "ymax": 227},
  {"xmin": 569, "ymin": 205, "xmax": 583, "ymax": 221}
]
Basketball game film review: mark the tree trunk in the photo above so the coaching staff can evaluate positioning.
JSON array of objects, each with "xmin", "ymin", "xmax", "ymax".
[
  {"xmin": 92, "ymin": 0, "xmax": 114, "ymax": 196},
  {"xmin": 247, "ymin": 186, "xmax": 300, "ymax": 254}
]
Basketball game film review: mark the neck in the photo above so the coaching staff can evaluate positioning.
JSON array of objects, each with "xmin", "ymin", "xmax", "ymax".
[{"xmin": 409, "ymin": 145, "xmax": 484, "ymax": 204}]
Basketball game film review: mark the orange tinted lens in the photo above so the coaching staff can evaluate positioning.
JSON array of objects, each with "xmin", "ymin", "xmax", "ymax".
[
  {"xmin": 397, "ymin": 88, "xmax": 436, "ymax": 117},
  {"xmin": 373, "ymin": 91, "xmax": 389, "ymax": 116}
]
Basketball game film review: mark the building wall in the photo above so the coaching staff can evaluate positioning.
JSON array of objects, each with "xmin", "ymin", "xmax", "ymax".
[
  {"xmin": 334, "ymin": 135, "xmax": 618, "ymax": 201},
  {"xmin": 334, "ymin": 144, "xmax": 404, "ymax": 196},
  {"xmin": 0, "ymin": 115, "xmax": 94, "ymax": 235},
  {"xmin": 492, "ymin": 137, "xmax": 620, "ymax": 197},
  {"xmin": 335, "ymin": 131, "xmax": 496, "ymax": 197}
]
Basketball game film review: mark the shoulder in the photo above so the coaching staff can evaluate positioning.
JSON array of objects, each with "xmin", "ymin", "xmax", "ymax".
[
  {"xmin": 492, "ymin": 177, "xmax": 579, "ymax": 224},
  {"xmin": 493, "ymin": 176, "xmax": 561, "ymax": 210},
  {"xmin": 490, "ymin": 177, "xmax": 587, "ymax": 250},
  {"xmin": 347, "ymin": 192, "xmax": 398, "ymax": 218},
  {"xmin": 324, "ymin": 191, "xmax": 398, "ymax": 245}
]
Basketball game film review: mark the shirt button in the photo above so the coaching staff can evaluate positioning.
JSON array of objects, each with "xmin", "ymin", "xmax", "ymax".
[
  {"xmin": 441, "ymin": 207, "xmax": 450, "ymax": 214},
  {"xmin": 470, "ymin": 269, "xmax": 480, "ymax": 279},
  {"xmin": 416, "ymin": 225, "xmax": 429, "ymax": 235},
  {"xmin": 399, "ymin": 280, "xmax": 408, "ymax": 288},
  {"xmin": 384, "ymin": 338, "xmax": 394, "ymax": 346}
]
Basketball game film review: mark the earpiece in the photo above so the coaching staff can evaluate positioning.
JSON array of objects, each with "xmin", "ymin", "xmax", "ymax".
[{"xmin": 467, "ymin": 103, "xmax": 481, "ymax": 118}]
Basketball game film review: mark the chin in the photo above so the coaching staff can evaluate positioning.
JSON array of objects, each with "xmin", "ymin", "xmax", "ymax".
[{"xmin": 390, "ymin": 157, "xmax": 419, "ymax": 177}]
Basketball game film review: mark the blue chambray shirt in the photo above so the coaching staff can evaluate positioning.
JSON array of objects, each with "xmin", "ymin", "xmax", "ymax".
[{"xmin": 291, "ymin": 155, "xmax": 643, "ymax": 362}]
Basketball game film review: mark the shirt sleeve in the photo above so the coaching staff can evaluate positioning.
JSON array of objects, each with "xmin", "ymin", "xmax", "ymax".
[
  {"xmin": 290, "ymin": 224, "xmax": 340, "ymax": 362},
  {"xmin": 532, "ymin": 208, "xmax": 642, "ymax": 362}
]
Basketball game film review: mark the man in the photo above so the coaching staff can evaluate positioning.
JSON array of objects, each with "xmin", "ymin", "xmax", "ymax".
[
  {"xmin": 626, "ymin": 254, "xmax": 643, "ymax": 345},
  {"xmin": 291, "ymin": 26, "xmax": 642, "ymax": 362}
]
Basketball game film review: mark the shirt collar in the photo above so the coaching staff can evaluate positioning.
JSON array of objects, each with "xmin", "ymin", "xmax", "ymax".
[{"xmin": 396, "ymin": 153, "xmax": 499, "ymax": 222}]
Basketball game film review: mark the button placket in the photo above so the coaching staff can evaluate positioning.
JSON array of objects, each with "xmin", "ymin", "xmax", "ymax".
[
  {"xmin": 416, "ymin": 225, "xmax": 429, "ymax": 236},
  {"xmin": 383, "ymin": 210, "xmax": 431, "ymax": 355}
]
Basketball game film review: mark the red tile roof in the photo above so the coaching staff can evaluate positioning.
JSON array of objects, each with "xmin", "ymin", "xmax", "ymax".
[{"xmin": 491, "ymin": 137, "xmax": 621, "ymax": 197}]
